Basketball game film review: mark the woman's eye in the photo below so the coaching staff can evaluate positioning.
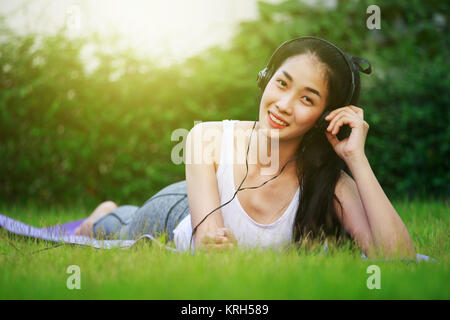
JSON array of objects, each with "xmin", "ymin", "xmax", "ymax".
[
  {"xmin": 302, "ymin": 96, "xmax": 313, "ymax": 105},
  {"xmin": 277, "ymin": 79, "xmax": 287, "ymax": 87}
]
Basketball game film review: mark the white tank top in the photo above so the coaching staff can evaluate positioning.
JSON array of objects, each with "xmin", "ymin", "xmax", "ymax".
[{"xmin": 173, "ymin": 119, "xmax": 301, "ymax": 252}]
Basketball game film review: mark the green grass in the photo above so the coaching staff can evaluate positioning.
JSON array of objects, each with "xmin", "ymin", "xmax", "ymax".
[{"xmin": 0, "ymin": 199, "xmax": 448, "ymax": 299}]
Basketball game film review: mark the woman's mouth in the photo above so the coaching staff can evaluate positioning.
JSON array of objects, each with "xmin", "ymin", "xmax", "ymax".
[{"xmin": 267, "ymin": 111, "xmax": 289, "ymax": 128}]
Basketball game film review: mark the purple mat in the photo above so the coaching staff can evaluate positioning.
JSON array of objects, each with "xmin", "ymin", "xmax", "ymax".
[
  {"xmin": 0, "ymin": 213, "xmax": 177, "ymax": 251},
  {"xmin": 43, "ymin": 218, "xmax": 85, "ymax": 236}
]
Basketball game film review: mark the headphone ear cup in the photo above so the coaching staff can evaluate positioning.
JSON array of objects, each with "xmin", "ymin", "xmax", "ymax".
[
  {"xmin": 257, "ymin": 68, "xmax": 268, "ymax": 91},
  {"xmin": 315, "ymin": 110, "xmax": 330, "ymax": 129},
  {"xmin": 316, "ymin": 110, "xmax": 352, "ymax": 141}
]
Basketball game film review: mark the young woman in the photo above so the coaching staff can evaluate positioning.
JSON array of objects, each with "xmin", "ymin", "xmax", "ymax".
[{"xmin": 75, "ymin": 37, "xmax": 416, "ymax": 259}]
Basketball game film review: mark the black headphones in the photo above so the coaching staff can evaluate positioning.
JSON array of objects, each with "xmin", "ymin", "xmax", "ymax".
[{"xmin": 189, "ymin": 36, "xmax": 372, "ymax": 253}]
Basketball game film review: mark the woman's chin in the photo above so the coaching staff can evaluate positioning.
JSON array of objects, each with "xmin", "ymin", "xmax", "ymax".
[{"xmin": 258, "ymin": 124, "xmax": 284, "ymax": 140}]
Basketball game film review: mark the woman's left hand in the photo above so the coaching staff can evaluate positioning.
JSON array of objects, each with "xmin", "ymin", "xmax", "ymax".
[
  {"xmin": 200, "ymin": 227, "xmax": 237, "ymax": 252},
  {"xmin": 324, "ymin": 105, "xmax": 369, "ymax": 164}
]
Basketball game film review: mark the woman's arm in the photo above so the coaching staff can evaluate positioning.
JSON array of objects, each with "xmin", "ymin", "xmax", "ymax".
[
  {"xmin": 345, "ymin": 154, "xmax": 416, "ymax": 259},
  {"xmin": 326, "ymin": 105, "xmax": 416, "ymax": 259},
  {"xmin": 185, "ymin": 122, "xmax": 236, "ymax": 251},
  {"xmin": 334, "ymin": 171, "xmax": 376, "ymax": 258}
]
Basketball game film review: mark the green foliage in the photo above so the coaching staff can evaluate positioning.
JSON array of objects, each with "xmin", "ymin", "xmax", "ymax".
[{"xmin": 0, "ymin": 0, "xmax": 448, "ymax": 206}]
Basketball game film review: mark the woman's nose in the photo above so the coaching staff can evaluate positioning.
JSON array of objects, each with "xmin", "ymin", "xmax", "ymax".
[{"xmin": 276, "ymin": 94, "xmax": 294, "ymax": 114}]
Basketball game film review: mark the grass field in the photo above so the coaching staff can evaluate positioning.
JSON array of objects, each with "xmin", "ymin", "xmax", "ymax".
[{"xmin": 0, "ymin": 199, "xmax": 448, "ymax": 299}]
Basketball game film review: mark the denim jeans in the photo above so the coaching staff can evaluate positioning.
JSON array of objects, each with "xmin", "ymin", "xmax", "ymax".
[{"xmin": 93, "ymin": 180, "xmax": 190, "ymax": 241}]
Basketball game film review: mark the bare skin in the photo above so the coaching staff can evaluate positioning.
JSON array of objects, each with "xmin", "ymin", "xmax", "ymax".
[{"xmin": 74, "ymin": 201, "xmax": 118, "ymax": 237}]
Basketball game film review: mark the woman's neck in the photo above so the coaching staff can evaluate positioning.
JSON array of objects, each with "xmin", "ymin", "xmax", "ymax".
[{"xmin": 246, "ymin": 121, "xmax": 302, "ymax": 177}]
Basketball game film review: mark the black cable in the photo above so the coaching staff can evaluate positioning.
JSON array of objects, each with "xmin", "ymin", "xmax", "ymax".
[
  {"xmin": 30, "ymin": 243, "xmax": 65, "ymax": 254},
  {"xmin": 1, "ymin": 233, "xmax": 66, "ymax": 255}
]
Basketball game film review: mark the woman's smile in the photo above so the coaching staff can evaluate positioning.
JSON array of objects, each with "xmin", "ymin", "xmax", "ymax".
[{"xmin": 267, "ymin": 110, "xmax": 289, "ymax": 128}]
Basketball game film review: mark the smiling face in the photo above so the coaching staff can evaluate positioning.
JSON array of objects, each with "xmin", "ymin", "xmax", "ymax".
[{"xmin": 258, "ymin": 53, "xmax": 329, "ymax": 141}]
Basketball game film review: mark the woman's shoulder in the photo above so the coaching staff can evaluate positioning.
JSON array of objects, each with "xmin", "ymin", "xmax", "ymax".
[
  {"xmin": 190, "ymin": 120, "xmax": 253, "ymax": 171},
  {"xmin": 188, "ymin": 121, "xmax": 225, "ymax": 171}
]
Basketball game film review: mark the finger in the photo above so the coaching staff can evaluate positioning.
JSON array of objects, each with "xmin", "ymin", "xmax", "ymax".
[
  {"xmin": 201, "ymin": 232, "xmax": 217, "ymax": 244},
  {"xmin": 214, "ymin": 235, "xmax": 228, "ymax": 244},
  {"xmin": 324, "ymin": 107, "xmax": 346, "ymax": 120},
  {"xmin": 214, "ymin": 229, "xmax": 235, "ymax": 245},
  {"xmin": 213, "ymin": 229, "xmax": 228, "ymax": 242},
  {"xmin": 327, "ymin": 111, "xmax": 357, "ymax": 133},
  {"xmin": 325, "ymin": 130, "xmax": 340, "ymax": 148},
  {"xmin": 348, "ymin": 105, "xmax": 364, "ymax": 119},
  {"xmin": 222, "ymin": 229, "xmax": 237, "ymax": 243},
  {"xmin": 325, "ymin": 106, "xmax": 359, "ymax": 122},
  {"xmin": 332, "ymin": 116, "xmax": 356, "ymax": 135},
  {"xmin": 326, "ymin": 108, "xmax": 357, "ymax": 128},
  {"xmin": 332, "ymin": 115, "xmax": 364, "ymax": 135},
  {"xmin": 205, "ymin": 234, "xmax": 228, "ymax": 245}
]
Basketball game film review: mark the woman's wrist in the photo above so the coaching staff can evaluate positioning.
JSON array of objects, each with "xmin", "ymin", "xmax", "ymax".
[{"xmin": 345, "ymin": 152, "xmax": 368, "ymax": 172}]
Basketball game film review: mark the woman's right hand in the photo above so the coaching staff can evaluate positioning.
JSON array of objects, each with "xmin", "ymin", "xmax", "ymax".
[{"xmin": 198, "ymin": 227, "xmax": 237, "ymax": 252}]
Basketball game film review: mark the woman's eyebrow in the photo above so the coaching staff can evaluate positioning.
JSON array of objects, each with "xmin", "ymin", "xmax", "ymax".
[
  {"xmin": 282, "ymin": 70, "xmax": 294, "ymax": 82},
  {"xmin": 282, "ymin": 70, "xmax": 322, "ymax": 99}
]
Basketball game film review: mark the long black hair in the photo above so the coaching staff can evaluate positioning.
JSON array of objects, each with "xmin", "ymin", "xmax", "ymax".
[{"xmin": 260, "ymin": 38, "xmax": 363, "ymax": 250}]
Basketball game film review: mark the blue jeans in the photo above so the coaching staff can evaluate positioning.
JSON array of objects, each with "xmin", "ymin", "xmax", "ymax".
[{"xmin": 93, "ymin": 180, "xmax": 190, "ymax": 241}]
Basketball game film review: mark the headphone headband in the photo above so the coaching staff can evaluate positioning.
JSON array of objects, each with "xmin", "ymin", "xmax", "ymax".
[{"xmin": 257, "ymin": 36, "xmax": 371, "ymax": 107}]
